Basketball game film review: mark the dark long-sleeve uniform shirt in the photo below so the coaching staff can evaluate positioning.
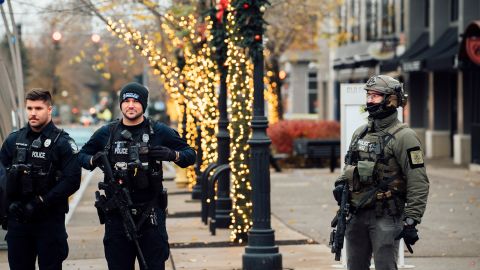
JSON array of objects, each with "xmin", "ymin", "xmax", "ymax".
[{"xmin": 78, "ymin": 118, "xmax": 196, "ymax": 170}]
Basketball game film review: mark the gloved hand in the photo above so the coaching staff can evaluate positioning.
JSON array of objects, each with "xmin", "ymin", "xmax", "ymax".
[
  {"xmin": 8, "ymin": 201, "xmax": 24, "ymax": 221},
  {"xmin": 149, "ymin": 146, "xmax": 177, "ymax": 161},
  {"xmin": 23, "ymin": 196, "xmax": 45, "ymax": 222},
  {"xmin": 333, "ymin": 183, "xmax": 344, "ymax": 205},
  {"xmin": 395, "ymin": 222, "xmax": 419, "ymax": 253},
  {"xmin": 91, "ymin": 151, "xmax": 106, "ymax": 168}
]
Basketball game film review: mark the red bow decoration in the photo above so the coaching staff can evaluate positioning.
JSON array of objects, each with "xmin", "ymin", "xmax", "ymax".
[{"xmin": 216, "ymin": 0, "xmax": 229, "ymax": 23}]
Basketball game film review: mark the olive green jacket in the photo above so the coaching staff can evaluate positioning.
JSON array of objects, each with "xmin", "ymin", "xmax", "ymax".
[{"xmin": 336, "ymin": 111, "xmax": 429, "ymax": 223}]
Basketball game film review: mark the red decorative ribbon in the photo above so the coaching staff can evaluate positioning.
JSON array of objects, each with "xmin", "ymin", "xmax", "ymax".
[{"xmin": 216, "ymin": 0, "xmax": 229, "ymax": 23}]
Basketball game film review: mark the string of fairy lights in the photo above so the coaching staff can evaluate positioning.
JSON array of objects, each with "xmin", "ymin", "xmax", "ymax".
[
  {"xmin": 264, "ymin": 70, "xmax": 280, "ymax": 124},
  {"xmin": 200, "ymin": 17, "xmax": 220, "ymax": 170},
  {"xmin": 105, "ymin": 14, "xmax": 221, "ymax": 188},
  {"xmin": 225, "ymin": 4, "xmax": 254, "ymax": 243},
  {"xmin": 82, "ymin": 0, "xmax": 281, "ymax": 243}
]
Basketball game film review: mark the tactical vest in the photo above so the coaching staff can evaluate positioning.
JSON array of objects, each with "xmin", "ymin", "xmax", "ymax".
[
  {"xmin": 344, "ymin": 123, "xmax": 407, "ymax": 209},
  {"xmin": 104, "ymin": 119, "xmax": 163, "ymax": 198},
  {"xmin": 10, "ymin": 127, "xmax": 63, "ymax": 198}
]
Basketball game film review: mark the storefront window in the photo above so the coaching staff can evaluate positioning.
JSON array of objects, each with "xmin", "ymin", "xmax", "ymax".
[
  {"xmin": 366, "ymin": 0, "xmax": 378, "ymax": 41},
  {"xmin": 382, "ymin": 0, "xmax": 395, "ymax": 35},
  {"xmin": 351, "ymin": 0, "xmax": 361, "ymax": 42}
]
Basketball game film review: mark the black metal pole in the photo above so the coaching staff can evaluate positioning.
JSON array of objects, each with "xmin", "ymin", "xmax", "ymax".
[
  {"xmin": 191, "ymin": 125, "xmax": 203, "ymax": 199},
  {"xmin": 242, "ymin": 51, "xmax": 282, "ymax": 269},
  {"xmin": 214, "ymin": 65, "xmax": 232, "ymax": 228},
  {"xmin": 52, "ymin": 41, "xmax": 60, "ymax": 96}
]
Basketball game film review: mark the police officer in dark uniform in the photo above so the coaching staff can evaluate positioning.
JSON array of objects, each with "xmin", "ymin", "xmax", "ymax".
[
  {"xmin": 0, "ymin": 89, "xmax": 81, "ymax": 270},
  {"xmin": 78, "ymin": 82, "xmax": 195, "ymax": 270}
]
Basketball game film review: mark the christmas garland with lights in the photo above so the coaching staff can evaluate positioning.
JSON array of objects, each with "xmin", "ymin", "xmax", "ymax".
[{"xmin": 232, "ymin": 0, "xmax": 270, "ymax": 60}]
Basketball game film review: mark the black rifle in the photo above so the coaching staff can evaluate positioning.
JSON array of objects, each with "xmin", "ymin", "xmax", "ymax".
[
  {"xmin": 329, "ymin": 182, "xmax": 350, "ymax": 261},
  {"xmin": 94, "ymin": 152, "xmax": 149, "ymax": 269}
]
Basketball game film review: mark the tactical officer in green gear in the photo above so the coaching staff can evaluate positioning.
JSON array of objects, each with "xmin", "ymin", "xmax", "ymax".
[{"xmin": 333, "ymin": 75, "xmax": 429, "ymax": 270}]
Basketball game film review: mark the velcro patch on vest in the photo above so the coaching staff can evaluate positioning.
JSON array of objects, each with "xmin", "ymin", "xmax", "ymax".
[
  {"xmin": 407, "ymin": 146, "xmax": 424, "ymax": 168},
  {"xmin": 357, "ymin": 139, "xmax": 371, "ymax": 152}
]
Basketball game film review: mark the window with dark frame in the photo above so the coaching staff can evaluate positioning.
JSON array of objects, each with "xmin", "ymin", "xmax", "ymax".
[
  {"xmin": 400, "ymin": 0, "xmax": 405, "ymax": 32},
  {"xmin": 350, "ymin": 0, "xmax": 361, "ymax": 42},
  {"xmin": 424, "ymin": 0, "xmax": 429, "ymax": 28},
  {"xmin": 366, "ymin": 0, "xmax": 378, "ymax": 41},
  {"xmin": 381, "ymin": 0, "xmax": 396, "ymax": 35},
  {"xmin": 307, "ymin": 72, "xmax": 318, "ymax": 114},
  {"xmin": 450, "ymin": 0, "xmax": 459, "ymax": 22}
]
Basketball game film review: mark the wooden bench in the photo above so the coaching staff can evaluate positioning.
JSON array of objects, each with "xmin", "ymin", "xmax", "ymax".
[{"xmin": 293, "ymin": 139, "xmax": 341, "ymax": 172}]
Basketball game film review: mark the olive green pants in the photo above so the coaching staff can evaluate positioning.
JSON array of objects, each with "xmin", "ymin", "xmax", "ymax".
[{"xmin": 345, "ymin": 208, "xmax": 403, "ymax": 270}]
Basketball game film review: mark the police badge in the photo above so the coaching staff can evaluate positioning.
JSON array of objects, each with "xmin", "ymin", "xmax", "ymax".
[
  {"xmin": 142, "ymin": 133, "xmax": 149, "ymax": 143},
  {"xmin": 69, "ymin": 140, "xmax": 79, "ymax": 154},
  {"xmin": 44, "ymin": 138, "xmax": 51, "ymax": 147}
]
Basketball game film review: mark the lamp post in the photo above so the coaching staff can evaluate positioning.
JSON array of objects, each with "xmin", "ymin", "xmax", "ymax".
[
  {"xmin": 214, "ymin": 61, "xmax": 232, "ymax": 227},
  {"xmin": 51, "ymin": 31, "xmax": 62, "ymax": 96},
  {"xmin": 239, "ymin": 2, "xmax": 282, "ymax": 269},
  {"xmin": 209, "ymin": 4, "xmax": 232, "ymax": 228}
]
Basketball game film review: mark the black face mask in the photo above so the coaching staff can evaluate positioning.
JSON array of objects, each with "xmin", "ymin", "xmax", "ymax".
[
  {"xmin": 366, "ymin": 103, "xmax": 397, "ymax": 119},
  {"xmin": 366, "ymin": 102, "xmax": 382, "ymax": 113}
]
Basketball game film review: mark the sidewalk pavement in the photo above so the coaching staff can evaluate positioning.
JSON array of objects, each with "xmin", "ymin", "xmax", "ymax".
[{"xmin": 0, "ymin": 168, "xmax": 335, "ymax": 270}]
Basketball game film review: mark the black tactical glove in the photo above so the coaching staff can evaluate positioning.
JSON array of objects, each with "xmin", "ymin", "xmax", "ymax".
[
  {"xmin": 149, "ymin": 146, "xmax": 177, "ymax": 161},
  {"xmin": 333, "ymin": 184, "xmax": 344, "ymax": 205},
  {"xmin": 395, "ymin": 219, "xmax": 419, "ymax": 253},
  {"xmin": 8, "ymin": 201, "xmax": 24, "ymax": 221},
  {"xmin": 23, "ymin": 196, "xmax": 45, "ymax": 222},
  {"xmin": 91, "ymin": 151, "xmax": 106, "ymax": 168}
]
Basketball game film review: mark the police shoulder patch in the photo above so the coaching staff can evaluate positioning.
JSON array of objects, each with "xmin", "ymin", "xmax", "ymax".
[
  {"xmin": 407, "ymin": 146, "xmax": 424, "ymax": 169},
  {"xmin": 69, "ymin": 139, "xmax": 79, "ymax": 154}
]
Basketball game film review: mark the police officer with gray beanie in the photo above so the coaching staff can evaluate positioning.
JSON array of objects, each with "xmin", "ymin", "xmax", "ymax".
[
  {"xmin": 333, "ymin": 75, "xmax": 429, "ymax": 270},
  {"xmin": 79, "ymin": 82, "xmax": 196, "ymax": 270}
]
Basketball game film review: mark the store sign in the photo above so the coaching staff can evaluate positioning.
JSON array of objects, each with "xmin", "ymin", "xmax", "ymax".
[
  {"xmin": 402, "ymin": 60, "xmax": 422, "ymax": 72},
  {"xmin": 466, "ymin": 37, "xmax": 480, "ymax": 65}
]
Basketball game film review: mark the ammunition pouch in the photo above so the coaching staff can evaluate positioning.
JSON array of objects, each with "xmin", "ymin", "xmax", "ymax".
[
  {"xmin": 9, "ymin": 164, "xmax": 52, "ymax": 196},
  {"xmin": 350, "ymin": 191, "xmax": 375, "ymax": 209},
  {"xmin": 344, "ymin": 165, "xmax": 359, "ymax": 191},
  {"xmin": 357, "ymin": 160, "xmax": 376, "ymax": 185},
  {"xmin": 344, "ymin": 161, "xmax": 376, "ymax": 192}
]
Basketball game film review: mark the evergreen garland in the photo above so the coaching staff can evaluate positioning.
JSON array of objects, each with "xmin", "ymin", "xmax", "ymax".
[
  {"xmin": 232, "ymin": 0, "xmax": 270, "ymax": 60},
  {"xmin": 210, "ymin": 6, "xmax": 228, "ymax": 68}
]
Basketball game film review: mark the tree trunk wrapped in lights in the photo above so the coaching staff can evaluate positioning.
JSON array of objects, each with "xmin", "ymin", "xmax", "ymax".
[
  {"xmin": 105, "ymin": 14, "xmax": 220, "ymax": 188},
  {"xmin": 225, "ymin": 4, "xmax": 254, "ymax": 243}
]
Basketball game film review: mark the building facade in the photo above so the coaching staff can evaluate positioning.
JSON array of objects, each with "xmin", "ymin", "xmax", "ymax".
[{"xmin": 280, "ymin": 46, "xmax": 332, "ymax": 120}]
